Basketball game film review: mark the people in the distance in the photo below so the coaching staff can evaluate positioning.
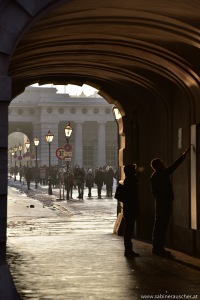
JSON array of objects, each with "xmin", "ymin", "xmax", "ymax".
[
  {"xmin": 150, "ymin": 145, "xmax": 191, "ymax": 257},
  {"xmin": 74, "ymin": 165, "xmax": 85, "ymax": 200},
  {"xmin": 95, "ymin": 167, "xmax": 105, "ymax": 199},
  {"xmin": 123, "ymin": 164, "xmax": 140, "ymax": 258},
  {"xmin": 105, "ymin": 166, "xmax": 115, "ymax": 197},
  {"xmin": 85, "ymin": 169, "xmax": 94, "ymax": 197},
  {"xmin": 25, "ymin": 167, "xmax": 32, "ymax": 190}
]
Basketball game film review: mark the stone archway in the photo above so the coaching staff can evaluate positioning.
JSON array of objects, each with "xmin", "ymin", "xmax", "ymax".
[{"xmin": 1, "ymin": 0, "xmax": 200, "ymax": 255}]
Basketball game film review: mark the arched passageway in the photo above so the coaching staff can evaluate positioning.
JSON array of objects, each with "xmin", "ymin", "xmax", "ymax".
[
  {"xmin": 8, "ymin": 86, "xmax": 118, "ymax": 169},
  {"xmin": 1, "ymin": 0, "xmax": 200, "ymax": 256}
]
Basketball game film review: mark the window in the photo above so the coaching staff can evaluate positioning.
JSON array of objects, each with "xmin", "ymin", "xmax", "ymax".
[
  {"xmin": 106, "ymin": 121, "xmax": 118, "ymax": 168},
  {"xmin": 83, "ymin": 145, "xmax": 93, "ymax": 168},
  {"xmin": 106, "ymin": 143, "xmax": 117, "ymax": 167}
]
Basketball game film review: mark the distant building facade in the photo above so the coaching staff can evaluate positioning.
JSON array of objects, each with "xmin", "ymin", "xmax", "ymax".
[{"xmin": 8, "ymin": 87, "xmax": 118, "ymax": 170}]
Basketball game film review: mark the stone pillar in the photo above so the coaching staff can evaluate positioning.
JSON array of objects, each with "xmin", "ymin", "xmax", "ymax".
[
  {"xmin": 97, "ymin": 122, "xmax": 106, "ymax": 167},
  {"xmin": 74, "ymin": 122, "xmax": 83, "ymax": 166},
  {"xmin": 0, "ymin": 76, "xmax": 11, "ymax": 245},
  {"xmin": 122, "ymin": 116, "xmax": 134, "ymax": 165}
]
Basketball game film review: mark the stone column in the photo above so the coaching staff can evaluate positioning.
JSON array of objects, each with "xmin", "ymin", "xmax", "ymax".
[
  {"xmin": 0, "ymin": 76, "xmax": 11, "ymax": 245},
  {"xmin": 74, "ymin": 122, "xmax": 83, "ymax": 166},
  {"xmin": 97, "ymin": 122, "xmax": 106, "ymax": 167}
]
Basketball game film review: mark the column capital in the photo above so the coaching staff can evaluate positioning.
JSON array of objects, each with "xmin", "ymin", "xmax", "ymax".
[{"xmin": 0, "ymin": 76, "xmax": 12, "ymax": 101}]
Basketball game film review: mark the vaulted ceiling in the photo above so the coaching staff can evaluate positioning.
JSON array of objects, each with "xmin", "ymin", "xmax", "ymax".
[{"xmin": 5, "ymin": 0, "xmax": 200, "ymax": 105}]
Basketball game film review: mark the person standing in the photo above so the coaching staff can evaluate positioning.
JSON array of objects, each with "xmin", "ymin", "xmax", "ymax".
[
  {"xmin": 95, "ymin": 167, "xmax": 105, "ymax": 198},
  {"xmin": 150, "ymin": 145, "xmax": 191, "ymax": 257},
  {"xmin": 25, "ymin": 167, "xmax": 32, "ymax": 190},
  {"xmin": 105, "ymin": 166, "xmax": 115, "ymax": 197},
  {"xmin": 123, "ymin": 164, "xmax": 140, "ymax": 258},
  {"xmin": 85, "ymin": 169, "xmax": 94, "ymax": 197},
  {"xmin": 74, "ymin": 165, "xmax": 85, "ymax": 199}
]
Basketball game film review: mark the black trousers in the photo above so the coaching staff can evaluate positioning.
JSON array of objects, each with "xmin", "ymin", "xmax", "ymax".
[
  {"xmin": 124, "ymin": 214, "xmax": 137, "ymax": 252},
  {"xmin": 152, "ymin": 200, "xmax": 172, "ymax": 250},
  {"xmin": 78, "ymin": 183, "xmax": 84, "ymax": 198},
  {"xmin": 97, "ymin": 185, "xmax": 102, "ymax": 196},
  {"xmin": 87, "ymin": 187, "xmax": 92, "ymax": 196}
]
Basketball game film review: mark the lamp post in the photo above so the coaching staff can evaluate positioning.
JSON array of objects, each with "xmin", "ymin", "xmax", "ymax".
[
  {"xmin": 11, "ymin": 149, "xmax": 15, "ymax": 177},
  {"xmin": 8, "ymin": 147, "xmax": 13, "ymax": 178},
  {"xmin": 8, "ymin": 147, "xmax": 12, "ymax": 163},
  {"xmin": 45, "ymin": 130, "xmax": 54, "ymax": 195},
  {"xmin": 13, "ymin": 145, "xmax": 18, "ymax": 181},
  {"xmin": 33, "ymin": 138, "xmax": 40, "ymax": 189},
  {"xmin": 18, "ymin": 144, "xmax": 23, "ymax": 183},
  {"xmin": 112, "ymin": 106, "xmax": 122, "ymax": 215},
  {"xmin": 64, "ymin": 123, "xmax": 73, "ymax": 200},
  {"xmin": 25, "ymin": 140, "xmax": 30, "ymax": 167}
]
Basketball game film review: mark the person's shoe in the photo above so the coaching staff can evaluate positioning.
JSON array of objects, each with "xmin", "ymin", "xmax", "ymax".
[
  {"xmin": 152, "ymin": 248, "xmax": 172, "ymax": 257},
  {"xmin": 124, "ymin": 250, "xmax": 140, "ymax": 258}
]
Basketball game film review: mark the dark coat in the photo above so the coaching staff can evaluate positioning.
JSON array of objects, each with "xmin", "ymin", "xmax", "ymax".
[
  {"xmin": 25, "ymin": 168, "xmax": 32, "ymax": 182},
  {"xmin": 151, "ymin": 153, "xmax": 186, "ymax": 202},
  {"xmin": 123, "ymin": 175, "xmax": 139, "ymax": 217},
  {"xmin": 95, "ymin": 169, "xmax": 105, "ymax": 186},
  {"xmin": 74, "ymin": 168, "xmax": 85, "ymax": 185},
  {"xmin": 105, "ymin": 168, "xmax": 114, "ymax": 186},
  {"xmin": 85, "ymin": 172, "xmax": 94, "ymax": 188}
]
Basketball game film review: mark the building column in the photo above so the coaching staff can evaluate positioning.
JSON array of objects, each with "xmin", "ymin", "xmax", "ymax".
[
  {"xmin": 74, "ymin": 122, "xmax": 83, "ymax": 166},
  {"xmin": 97, "ymin": 122, "xmax": 106, "ymax": 167},
  {"xmin": 0, "ymin": 76, "xmax": 11, "ymax": 247}
]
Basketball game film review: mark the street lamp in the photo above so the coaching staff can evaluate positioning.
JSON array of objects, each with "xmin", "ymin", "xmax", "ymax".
[
  {"xmin": 18, "ymin": 144, "xmax": 23, "ymax": 182},
  {"xmin": 64, "ymin": 122, "xmax": 73, "ymax": 143},
  {"xmin": 64, "ymin": 122, "xmax": 73, "ymax": 200},
  {"xmin": 45, "ymin": 130, "xmax": 54, "ymax": 195},
  {"xmin": 25, "ymin": 139, "xmax": 30, "ymax": 167},
  {"xmin": 13, "ymin": 145, "xmax": 18, "ymax": 181},
  {"xmin": 33, "ymin": 138, "xmax": 40, "ymax": 189}
]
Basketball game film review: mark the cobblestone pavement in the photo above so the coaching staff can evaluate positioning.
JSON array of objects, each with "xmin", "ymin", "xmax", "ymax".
[{"xmin": 5, "ymin": 179, "xmax": 200, "ymax": 300}]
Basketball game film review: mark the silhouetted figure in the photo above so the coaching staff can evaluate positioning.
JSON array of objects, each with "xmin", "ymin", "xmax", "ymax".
[
  {"xmin": 150, "ymin": 145, "xmax": 191, "ymax": 257},
  {"xmin": 85, "ymin": 169, "xmax": 94, "ymax": 197},
  {"xmin": 95, "ymin": 167, "xmax": 105, "ymax": 198},
  {"xmin": 74, "ymin": 166, "xmax": 85, "ymax": 199},
  {"xmin": 105, "ymin": 166, "xmax": 115, "ymax": 197},
  {"xmin": 25, "ymin": 167, "xmax": 32, "ymax": 190},
  {"xmin": 64, "ymin": 169, "xmax": 74, "ymax": 199},
  {"xmin": 123, "ymin": 164, "xmax": 140, "ymax": 258}
]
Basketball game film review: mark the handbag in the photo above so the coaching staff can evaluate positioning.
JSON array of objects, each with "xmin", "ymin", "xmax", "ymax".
[{"xmin": 114, "ymin": 183, "xmax": 126, "ymax": 203}]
